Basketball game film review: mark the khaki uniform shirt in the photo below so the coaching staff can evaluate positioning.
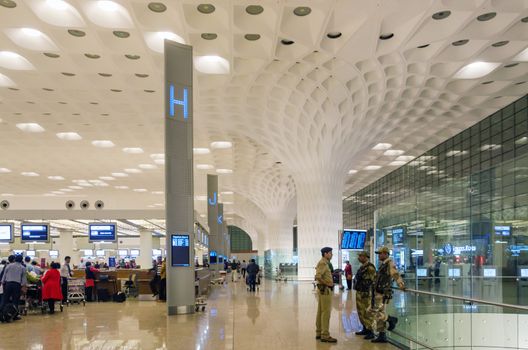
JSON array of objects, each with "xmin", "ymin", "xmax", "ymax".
[
  {"xmin": 315, "ymin": 258, "xmax": 333, "ymax": 286},
  {"xmin": 381, "ymin": 258, "xmax": 404, "ymax": 288}
]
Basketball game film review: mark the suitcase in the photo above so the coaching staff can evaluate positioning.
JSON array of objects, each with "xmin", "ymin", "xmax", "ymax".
[
  {"xmin": 112, "ymin": 292, "xmax": 126, "ymax": 303},
  {"xmin": 0, "ymin": 303, "xmax": 19, "ymax": 323},
  {"xmin": 97, "ymin": 289, "xmax": 111, "ymax": 302}
]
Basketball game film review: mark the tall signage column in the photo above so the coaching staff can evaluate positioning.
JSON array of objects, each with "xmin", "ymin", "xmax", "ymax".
[
  {"xmin": 207, "ymin": 174, "xmax": 219, "ymax": 274},
  {"xmin": 164, "ymin": 40, "xmax": 195, "ymax": 315},
  {"xmin": 218, "ymin": 203, "xmax": 224, "ymax": 258}
]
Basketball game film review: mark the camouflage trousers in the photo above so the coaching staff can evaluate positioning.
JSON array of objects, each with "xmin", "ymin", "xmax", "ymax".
[
  {"xmin": 368, "ymin": 293, "xmax": 389, "ymax": 332},
  {"xmin": 355, "ymin": 291, "xmax": 373, "ymax": 331}
]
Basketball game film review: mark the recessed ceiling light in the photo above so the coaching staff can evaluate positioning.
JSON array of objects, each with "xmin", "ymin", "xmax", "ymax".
[
  {"xmin": 43, "ymin": 52, "xmax": 60, "ymax": 58},
  {"xmin": 246, "ymin": 5, "xmax": 263, "ymax": 15},
  {"xmin": 0, "ymin": 168, "xmax": 12, "ymax": 173},
  {"xmin": 21, "ymin": 172, "xmax": 39, "ymax": 177},
  {"xmin": 327, "ymin": 32, "xmax": 342, "ymax": 39},
  {"xmin": 144, "ymin": 89, "xmax": 155, "ymax": 93},
  {"xmin": 348, "ymin": 169, "xmax": 358, "ymax": 175},
  {"xmin": 113, "ymin": 31, "xmax": 130, "ymax": 38},
  {"xmin": 221, "ymin": 191, "xmax": 233, "ymax": 195},
  {"xmin": 515, "ymin": 136, "xmax": 528, "ymax": 145},
  {"xmin": 98, "ymin": 1, "xmax": 118, "ymax": 11},
  {"xmin": 454, "ymin": 61, "xmax": 500, "ymax": 79},
  {"xmin": 293, "ymin": 6, "xmax": 311, "ymax": 16},
  {"xmin": 432, "ymin": 10, "xmax": 451, "ymax": 20},
  {"xmin": 150, "ymin": 153, "xmax": 164, "ymax": 159},
  {"xmin": 135, "ymin": 73, "xmax": 149, "ymax": 78},
  {"xmin": 196, "ymin": 164, "xmax": 213, "ymax": 170},
  {"xmin": 84, "ymin": 53, "xmax": 101, "ymax": 59},
  {"xmin": 92, "ymin": 140, "xmax": 115, "ymax": 148},
  {"xmin": 477, "ymin": 12, "xmax": 496, "ymax": 21},
  {"xmin": 372, "ymin": 143, "xmax": 392, "ymax": 150},
  {"xmin": 216, "ymin": 169, "xmax": 233, "ymax": 174},
  {"xmin": 122, "ymin": 147, "xmax": 144, "ymax": 154},
  {"xmin": 201, "ymin": 33, "xmax": 217, "ymax": 40},
  {"xmin": 48, "ymin": 176, "xmax": 64, "ymax": 180},
  {"xmin": 281, "ymin": 39, "xmax": 294, "ymax": 45},
  {"xmin": 482, "ymin": 81, "xmax": 494, "ymax": 85},
  {"xmin": 417, "ymin": 44, "xmax": 430, "ymax": 48},
  {"xmin": 148, "ymin": 2, "xmax": 166, "ymax": 12},
  {"xmin": 124, "ymin": 168, "xmax": 142, "ymax": 174},
  {"xmin": 133, "ymin": 188, "xmax": 147, "ymax": 192},
  {"xmin": 522, "ymin": 16, "xmax": 528, "ymax": 23},
  {"xmin": 244, "ymin": 34, "xmax": 261, "ymax": 41},
  {"xmin": 138, "ymin": 164, "xmax": 157, "ymax": 170},
  {"xmin": 56, "ymin": 132, "xmax": 81, "ymax": 141},
  {"xmin": 111, "ymin": 172, "xmax": 128, "ymax": 177},
  {"xmin": 389, "ymin": 161, "xmax": 407, "ymax": 166},
  {"xmin": 99, "ymin": 176, "xmax": 115, "ymax": 181},
  {"xmin": 125, "ymin": 54, "xmax": 140, "ymax": 60},
  {"xmin": 396, "ymin": 155, "xmax": 414, "ymax": 162},
  {"xmin": 152, "ymin": 191, "xmax": 164, "ymax": 195},
  {"xmin": 379, "ymin": 33, "xmax": 394, "ymax": 40},
  {"xmin": 99, "ymin": 73, "xmax": 112, "ymax": 77},
  {"xmin": 365, "ymin": 165, "xmax": 382, "ymax": 170},
  {"xmin": 115, "ymin": 185, "xmax": 129, "ymax": 189},
  {"xmin": 383, "ymin": 149, "xmax": 405, "ymax": 156},
  {"xmin": 197, "ymin": 3, "xmax": 215, "ymax": 14},
  {"xmin": 193, "ymin": 148, "xmax": 210, "ymax": 155},
  {"xmin": 452, "ymin": 39, "xmax": 469, "ymax": 46},
  {"xmin": 16, "ymin": 123, "xmax": 45, "ymax": 133},
  {"xmin": 61, "ymin": 72, "xmax": 75, "ymax": 76},
  {"xmin": 0, "ymin": 0, "xmax": 16, "ymax": 8},
  {"xmin": 210, "ymin": 141, "xmax": 232, "ymax": 149},
  {"xmin": 491, "ymin": 41, "xmax": 509, "ymax": 47},
  {"xmin": 504, "ymin": 63, "xmax": 519, "ymax": 68},
  {"xmin": 68, "ymin": 29, "xmax": 86, "ymax": 37}
]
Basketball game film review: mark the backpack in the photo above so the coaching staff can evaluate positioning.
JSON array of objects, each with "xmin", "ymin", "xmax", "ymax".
[
  {"xmin": 112, "ymin": 292, "xmax": 126, "ymax": 303},
  {"xmin": 0, "ymin": 303, "xmax": 19, "ymax": 323}
]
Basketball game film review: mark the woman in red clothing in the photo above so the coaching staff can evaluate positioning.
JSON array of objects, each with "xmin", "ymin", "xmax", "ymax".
[
  {"xmin": 344, "ymin": 260, "xmax": 353, "ymax": 290},
  {"xmin": 84, "ymin": 262, "xmax": 99, "ymax": 302},
  {"xmin": 41, "ymin": 262, "xmax": 63, "ymax": 314}
]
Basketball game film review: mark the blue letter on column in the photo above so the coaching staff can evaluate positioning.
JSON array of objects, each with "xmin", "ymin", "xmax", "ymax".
[
  {"xmin": 169, "ymin": 84, "xmax": 188, "ymax": 119},
  {"xmin": 217, "ymin": 215, "xmax": 223, "ymax": 224},
  {"xmin": 208, "ymin": 192, "xmax": 217, "ymax": 206}
]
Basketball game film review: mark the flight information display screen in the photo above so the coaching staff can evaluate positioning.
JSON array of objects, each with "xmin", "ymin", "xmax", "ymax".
[
  {"xmin": 340, "ymin": 230, "xmax": 366, "ymax": 250},
  {"xmin": 494, "ymin": 225, "xmax": 511, "ymax": 236},
  {"xmin": 0, "ymin": 224, "xmax": 13, "ymax": 243},
  {"xmin": 416, "ymin": 268, "xmax": 428, "ymax": 277},
  {"xmin": 171, "ymin": 234, "xmax": 190, "ymax": 267},
  {"xmin": 21, "ymin": 224, "xmax": 49, "ymax": 242},
  {"xmin": 210, "ymin": 250, "xmax": 217, "ymax": 264},
  {"xmin": 89, "ymin": 223, "xmax": 117, "ymax": 242},
  {"xmin": 392, "ymin": 227, "xmax": 405, "ymax": 245},
  {"xmin": 483, "ymin": 268, "xmax": 497, "ymax": 278}
]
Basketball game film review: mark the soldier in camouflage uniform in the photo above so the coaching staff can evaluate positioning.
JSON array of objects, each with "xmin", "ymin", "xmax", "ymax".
[
  {"xmin": 369, "ymin": 246, "xmax": 405, "ymax": 343},
  {"xmin": 353, "ymin": 251, "xmax": 377, "ymax": 340}
]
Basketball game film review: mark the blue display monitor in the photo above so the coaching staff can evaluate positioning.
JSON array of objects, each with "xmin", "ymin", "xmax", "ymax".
[
  {"xmin": 219, "ymin": 256, "xmax": 224, "ymax": 263},
  {"xmin": 340, "ymin": 229, "xmax": 367, "ymax": 250},
  {"xmin": 83, "ymin": 249, "xmax": 93, "ymax": 257},
  {"xmin": 483, "ymin": 267, "xmax": 497, "ymax": 278},
  {"xmin": 520, "ymin": 268, "xmax": 528, "ymax": 278},
  {"xmin": 13, "ymin": 249, "xmax": 24, "ymax": 255},
  {"xmin": 26, "ymin": 250, "xmax": 36, "ymax": 257},
  {"xmin": 152, "ymin": 249, "xmax": 162, "ymax": 257},
  {"xmin": 416, "ymin": 268, "xmax": 428, "ymax": 277},
  {"xmin": 49, "ymin": 250, "xmax": 59, "ymax": 258},
  {"xmin": 96, "ymin": 250, "xmax": 105, "ymax": 257},
  {"xmin": 448, "ymin": 268, "xmax": 461, "ymax": 278},
  {"xmin": 171, "ymin": 234, "xmax": 190, "ymax": 267},
  {"xmin": 392, "ymin": 227, "xmax": 405, "ymax": 245},
  {"xmin": 130, "ymin": 249, "xmax": 140, "ymax": 257},
  {"xmin": 21, "ymin": 223, "xmax": 50, "ymax": 243},
  {"xmin": 494, "ymin": 225, "xmax": 511, "ymax": 236},
  {"xmin": 89, "ymin": 223, "xmax": 117, "ymax": 242},
  {"xmin": 210, "ymin": 250, "xmax": 218, "ymax": 264},
  {"xmin": 118, "ymin": 249, "xmax": 128, "ymax": 257},
  {"xmin": 0, "ymin": 223, "xmax": 14, "ymax": 243}
]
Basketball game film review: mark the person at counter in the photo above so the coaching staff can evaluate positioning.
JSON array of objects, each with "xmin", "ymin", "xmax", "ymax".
[
  {"xmin": 159, "ymin": 258, "xmax": 166, "ymax": 301},
  {"xmin": 60, "ymin": 256, "xmax": 72, "ymax": 304},
  {"xmin": 1, "ymin": 255, "xmax": 27, "ymax": 320},
  {"xmin": 42, "ymin": 263, "xmax": 62, "ymax": 314},
  {"xmin": 84, "ymin": 262, "xmax": 100, "ymax": 302},
  {"xmin": 149, "ymin": 260, "xmax": 160, "ymax": 297}
]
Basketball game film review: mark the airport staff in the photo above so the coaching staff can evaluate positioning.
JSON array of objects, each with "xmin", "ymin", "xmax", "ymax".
[
  {"xmin": 315, "ymin": 247, "xmax": 337, "ymax": 343},
  {"xmin": 369, "ymin": 247, "xmax": 405, "ymax": 343},
  {"xmin": 1, "ymin": 255, "xmax": 27, "ymax": 319},
  {"xmin": 353, "ymin": 251, "xmax": 376, "ymax": 340},
  {"xmin": 60, "ymin": 256, "xmax": 73, "ymax": 304}
]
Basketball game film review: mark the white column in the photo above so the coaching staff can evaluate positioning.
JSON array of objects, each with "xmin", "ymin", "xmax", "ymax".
[
  {"xmin": 267, "ymin": 213, "xmax": 294, "ymax": 262},
  {"xmin": 139, "ymin": 229, "xmax": 153, "ymax": 269},
  {"xmin": 295, "ymin": 176, "xmax": 343, "ymax": 280},
  {"xmin": 57, "ymin": 229, "xmax": 75, "ymax": 264}
]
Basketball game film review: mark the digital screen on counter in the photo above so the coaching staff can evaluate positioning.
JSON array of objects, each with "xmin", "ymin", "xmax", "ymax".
[
  {"xmin": 83, "ymin": 249, "xmax": 93, "ymax": 256},
  {"xmin": 49, "ymin": 250, "xmax": 59, "ymax": 258},
  {"xmin": 152, "ymin": 249, "xmax": 162, "ymax": 257},
  {"xmin": 130, "ymin": 249, "xmax": 140, "ymax": 257},
  {"xmin": 96, "ymin": 250, "xmax": 105, "ymax": 257},
  {"xmin": 210, "ymin": 250, "xmax": 217, "ymax": 264},
  {"xmin": 21, "ymin": 224, "xmax": 49, "ymax": 242},
  {"xmin": 448, "ymin": 268, "xmax": 461, "ymax": 278},
  {"xmin": 26, "ymin": 250, "xmax": 35, "ymax": 257},
  {"xmin": 0, "ymin": 224, "xmax": 14, "ymax": 243},
  {"xmin": 171, "ymin": 234, "xmax": 190, "ymax": 267},
  {"xmin": 89, "ymin": 223, "xmax": 116, "ymax": 242},
  {"xmin": 118, "ymin": 249, "xmax": 128, "ymax": 257},
  {"xmin": 521, "ymin": 269, "xmax": 528, "ymax": 278},
  {"xmin": 483, "ymin": 268, "xmax": 497, "ymax": 278},
  {"xmin": 416, "ymin": 268, "xmax": 428, "ymax": 277},
  {"xmin": 340, "ymin": 229, "xmax": 366, "ymax": 250}
]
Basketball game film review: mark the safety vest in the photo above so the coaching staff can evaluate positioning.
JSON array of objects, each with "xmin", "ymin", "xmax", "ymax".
[
  {"xmin": 374, "ymin": 260, "xmax": 392, "ymax": 294},
  {"xmin": 353, "ymin": 262, "xmax": 375, "ymax": 292}
]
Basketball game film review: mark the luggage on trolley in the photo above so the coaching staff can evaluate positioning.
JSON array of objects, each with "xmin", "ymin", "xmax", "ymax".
[{"xmin": 67, "ymin": 278, "xmax": 86, "ymax": 306}]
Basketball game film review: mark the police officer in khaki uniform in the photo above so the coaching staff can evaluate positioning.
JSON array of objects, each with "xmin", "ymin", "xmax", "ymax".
[
  {"xmin": 315, "ymin": 247, "xmax": 337, "ymax": 343},
  {"xmin": 369, "ymin": 246, "xmax": 405, "ymax": 343},
  {"xmin": 353, "ymin": 251, "xmax": 376, "ymax": 340}
]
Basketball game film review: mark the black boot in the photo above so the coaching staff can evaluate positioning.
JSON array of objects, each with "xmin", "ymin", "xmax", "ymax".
[
  {"xmin": 364, "ymin": 331, "xmax": 375, "ymax": 340},
  {"xmin": 387, "ymin": 316, "xmax": 398, "ymax": 331},
  {"xmin": 355, "ymin": 328, "xmax": 368, "ymax": 336},
  {"xmin": 371, "ymin": 332, "xmax": 388, "ymax": 343}
]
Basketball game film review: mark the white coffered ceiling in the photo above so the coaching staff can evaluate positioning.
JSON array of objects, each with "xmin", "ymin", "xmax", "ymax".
[{"xmin": 0, "ymin": 0, "xmax": 527, "ymax": 237}]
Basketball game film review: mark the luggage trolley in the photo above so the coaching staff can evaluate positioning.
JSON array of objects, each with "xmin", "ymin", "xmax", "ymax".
[
  {"xmin": 67, "ymin": 278, "xmax": 86, "ymax": 306},
  {"xmin": 194, "ymin": 280, "xmax": 207, "ymax": 312}
]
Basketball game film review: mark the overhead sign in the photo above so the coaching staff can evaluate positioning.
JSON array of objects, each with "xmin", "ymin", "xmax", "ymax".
[{"xmin": 340, "ymin": 229, "xmax": 366, "ymax": 250}]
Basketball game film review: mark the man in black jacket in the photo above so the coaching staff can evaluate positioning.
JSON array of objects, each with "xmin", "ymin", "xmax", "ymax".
[{"xmin": 246, "ymin": 259, "xmax": 259, "ymax": 292}]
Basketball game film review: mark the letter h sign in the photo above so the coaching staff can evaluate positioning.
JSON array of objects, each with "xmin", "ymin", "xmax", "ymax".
[{"xmin": 169, "ymin": 84, "xmax": 188, "ymax": 119}]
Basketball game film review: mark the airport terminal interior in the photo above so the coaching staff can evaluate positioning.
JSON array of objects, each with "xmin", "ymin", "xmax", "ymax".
[{"xmin": 0, "ymin": 0, "xmax": 528, "ymax": 349}]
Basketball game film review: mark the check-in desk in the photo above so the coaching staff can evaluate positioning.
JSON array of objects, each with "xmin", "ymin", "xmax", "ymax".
[{"xmin": 72, "ymin": 268, "xmax": 153, "ymax": 298}]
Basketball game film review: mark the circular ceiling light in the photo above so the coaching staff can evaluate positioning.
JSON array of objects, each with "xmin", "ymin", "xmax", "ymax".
[
  {"xmin": 481, "ymin": 81, "xmax": 494, "ymax": 85},
  {"xmin": 201, "ymin": 33, "xmax": 217, "ymax": 40},
  {"xmin": 144, "ymin": 89, "xmax": 155, "ymax": 93},
  {"xmin": 125, "ymin": 54, "xmax": 140, "ymax": 60},
  {"xmin": 48, "ymin": 176, "xmax": 64, "ymax": 180},
  {"xmin": 244, "ymin": 34, "xmax": 260, "ymax": 41},
  {"xmin": 417, "ymin": 44, "xmax": 430, "ymax": 48},
  {"xmin": 293, "ymin": 6, "xmax": 311, "ymax": 16},
  {"xmin": 246, "ymin": 5, "xmax": 263, "ymax": 15},
  {"xmin": 98, "ymin": 73, "xmax": 112, "ymax": 77},
  {"xmin": 491, "ymin": 40, "xmax": 509, "ymax": 47},
  {"xmin": 477, "ymin": 12, "xmax": 496, "ymax": 21},
  {"xmin": 68, "ymin": 29, "xmax": 86, "ymax": 37},
  {"xmin": 135, "ymin": 73, "xmax": 149, "ymax": 78},
  {"xmin": 92, "ymin": 140, "xmax": 115, "ymax": 148},
  {"xmin": 113, "ymin": 31, "xmax": 130, "ymax": 38},
  {"xmin": 43, "ymin": 52, "xmax": 60, "ymax": 58},
  {"xmin": 379, "ymin": 33, "xmax": 394, "ymax": 40},
  {"xmin": 281, "ymin": 39, "xmax": 294, "ymax": 45},
  {"xmin": 42, "ymin": 88, "xmax": 54, "ymax": 91},
  {"xmin": 84, "ymin": 53, "xmax": 100, "ymax": 59},
  {"xmin": 452, "ymin": 39, "xmax": 469, "ymax": 46},
  {"xmin": 326, "ymin": 32, "xmax": 342, "ymax": 39},
  {"xmin": 110, "ymin": 89, "xmax": 122, "ymax": 92},
  {"xmin": 504, "ymin": 63, "xmax": 518, "ymax": 68},
  {"xmin": 515, "ymin": 81, "xmax": 526, "ymax": 85},
  {"xmin": 197, "ymin": 3, "xmax": 215, "ymax": 14},
  {"xmin": 522, "ymin": 16, "xmax": 528, "ymax": 23},
  {"xmin": 0, "ymin": 0, "xmax": 16, "ymax": 8},
  {"xmin": 148, "ymin": 2, "xmax": 166, "ymax": 12},
  {"xmin": 432, "ymin": 10, "xmax": 451, "ymax": 20}
]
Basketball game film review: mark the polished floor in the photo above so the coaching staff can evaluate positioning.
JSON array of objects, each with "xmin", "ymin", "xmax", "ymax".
[{"xmin": 1, "ymin": 280, "xmax": 397, "ymax": 350}]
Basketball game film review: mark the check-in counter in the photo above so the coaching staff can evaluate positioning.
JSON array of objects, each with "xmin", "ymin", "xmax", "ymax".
[
  {"xmin": 71, "ymin": 268, "xmax": 154, "ymax": 297},
  {"xmin": 195, "ymin": 268, "xmax": 210, "ymax": 296}
]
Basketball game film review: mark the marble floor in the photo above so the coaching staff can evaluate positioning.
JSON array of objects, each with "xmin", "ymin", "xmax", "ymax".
[{"xmin": 1, "ymin": 280, "xmax": 398, "ymax": 350}]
